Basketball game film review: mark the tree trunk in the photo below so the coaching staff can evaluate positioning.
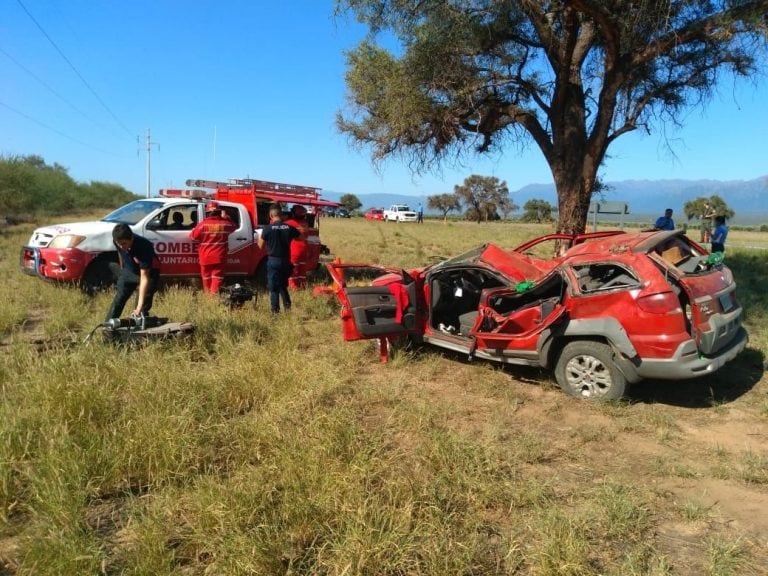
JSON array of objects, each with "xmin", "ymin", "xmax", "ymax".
[
  {"xmin": 554, "ymin": 175, "xmax": 593, "ymax": 235},
  {"xmin": 550, "ymin": 94, "xmax": 598, "ymax": 235}
]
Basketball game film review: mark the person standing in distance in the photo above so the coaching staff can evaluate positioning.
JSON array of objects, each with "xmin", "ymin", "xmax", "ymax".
[
  {"xmin": 417, "ymin": 202, "xmax": 424, "ymax": 224},
  {"xmin": 190, "ymin": 201, "xmax": 236, "ymax": 294},
  {"xmin": 105, "ymin": 224, "xmax": 161, "ymax": 321},
  {"xmin": 710, "ymin": 215, "xmax": 728, "ymax": 253},
  {"xmin": 257, "ymin": 204, "xmax": 300, "ymax": 313},
  {"xmin": 654, "ymin": 208, "xmax": 675, "ymax": 231}
]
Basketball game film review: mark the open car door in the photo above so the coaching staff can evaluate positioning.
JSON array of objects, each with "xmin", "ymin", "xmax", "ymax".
[{"xmin": 326, "ymin": 263, "xmax": 419, "ymax": 342}]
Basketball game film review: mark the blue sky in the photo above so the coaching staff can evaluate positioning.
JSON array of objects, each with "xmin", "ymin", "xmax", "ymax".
[{"xmin": 2, "ymin": 0, "xmax": 766, "ymax": 203}]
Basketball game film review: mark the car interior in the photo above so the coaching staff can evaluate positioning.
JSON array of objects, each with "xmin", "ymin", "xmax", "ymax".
[
  {"xmin": 429, "ymin": 268, "xmax": 505, "ymax": 335},
  {"xmin": 430, "ymin": 268, "xmax": 566, "ymax": 337},
  {"xmin": 572, "ymin": 263, "xmax": 640, "ymax": 293},
  {"xmin": 148, "ymin": 205, "xmax": 199, "ymax": 231},
  {"xmin": 430, "ymin": 268, "xmax": 569, "ymax": 338}
]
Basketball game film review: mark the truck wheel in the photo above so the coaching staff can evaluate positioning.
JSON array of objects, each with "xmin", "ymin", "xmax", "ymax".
[
  {"xmin": 81, "ymin": 256, "xmax": 117, "ymax": 295},
  {"xmin": 554, "ymin": 341, "xmax": 627, "ymax": 400}
]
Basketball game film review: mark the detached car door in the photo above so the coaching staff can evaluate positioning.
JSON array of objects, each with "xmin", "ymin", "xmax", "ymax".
[
  {"xmin": 326, "ymin": 263, "xmax": 420, "ymax": 341},
  {"xmin": 467, "ymin": 272, "xmax": 568, "ymax": 355}
]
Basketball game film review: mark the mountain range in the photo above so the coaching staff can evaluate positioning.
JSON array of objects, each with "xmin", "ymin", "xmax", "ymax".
[{"xmin": 322, "ymin": 176, "xmax": 768, "ymax": 224}]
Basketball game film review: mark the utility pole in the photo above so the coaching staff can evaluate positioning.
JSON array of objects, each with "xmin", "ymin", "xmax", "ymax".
[{"xmin": 140, "ymin": 129, "xmax": 159, "ymax": 198}]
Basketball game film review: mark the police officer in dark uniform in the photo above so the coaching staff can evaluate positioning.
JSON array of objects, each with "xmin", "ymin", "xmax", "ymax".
[
  {"xmin": 105, "ymin": 223, "xmax": 161, "ymax": 321},
  {"xmin": 257, "ymin": 204, "xmax": 300, "ymax": 313}
]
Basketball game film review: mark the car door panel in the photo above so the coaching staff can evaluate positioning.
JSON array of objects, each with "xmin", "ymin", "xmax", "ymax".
[
  {"xmin": 470, "ymin": 284, "xmax": 567, "ymax": 353},
  {"xmin": 346, "ymin": 286, "xmax": 403, "ymax": 337},
  {"xmin": 326, "ymin": 263, "xmax": 415, "ymax": 341}
]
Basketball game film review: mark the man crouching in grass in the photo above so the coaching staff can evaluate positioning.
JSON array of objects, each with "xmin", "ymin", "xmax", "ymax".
[{"xmin": 105, "ymin": 224, "xmax": 161, "ymax": 321}]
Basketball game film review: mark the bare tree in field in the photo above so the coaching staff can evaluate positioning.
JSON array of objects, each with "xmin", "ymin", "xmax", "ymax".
[{"xmin": 336, "ymin": 0, "xmax": 768, "ymax": 234}]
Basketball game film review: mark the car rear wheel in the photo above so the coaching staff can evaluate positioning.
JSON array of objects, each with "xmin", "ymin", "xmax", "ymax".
[{"xmin": 554, "ymin": 341, "xmax": 627, "ymax": 400}]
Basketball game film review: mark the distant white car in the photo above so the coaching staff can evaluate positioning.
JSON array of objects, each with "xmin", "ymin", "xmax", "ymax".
[{"xmin": 384, "ymin": 204, "xmax": 418, "ymax": 222}]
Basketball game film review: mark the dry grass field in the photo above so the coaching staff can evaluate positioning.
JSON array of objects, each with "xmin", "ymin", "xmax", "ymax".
[{"xmin": 0, "ymin": 215, "xmax": 766, "ymax": 575}]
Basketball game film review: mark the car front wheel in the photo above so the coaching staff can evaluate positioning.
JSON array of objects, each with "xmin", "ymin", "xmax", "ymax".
[{"xmin": 554, "ymin": 341, "xmax": 627, "ymax": 400}]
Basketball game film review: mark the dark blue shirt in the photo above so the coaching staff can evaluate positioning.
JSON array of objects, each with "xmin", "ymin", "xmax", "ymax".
[
  {"xmin": 115, "ymin": 234, "xmax": 158, "ymax": 274},
  {"xmin": 711, "ymin": 223, "xmax": 728, "ymax": 245},
  {"xmin": 654, "ymin": 216, "xmax": 674, "ymax": 230},
  {"xmin": 261, "ymin": 222, "xmax": 299, "ymax": 259}
]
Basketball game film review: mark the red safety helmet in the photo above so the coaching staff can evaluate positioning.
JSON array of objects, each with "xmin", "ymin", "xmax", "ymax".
[{"xmin": 205, "ymin": 201, "xmax": 220, "ymax": 213}]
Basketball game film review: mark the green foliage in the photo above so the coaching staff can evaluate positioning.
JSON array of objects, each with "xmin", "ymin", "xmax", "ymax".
[
  {"xmin": 521, "ymin": 198, "xmax": 554, "ymax": 223},
  {"xmin": 339, "ymin": 193, "xmax": 363, "ymax": 212},
  {"xmin": 0, "ymin": 154, "xmax": 138, "ymax": 217},
  {"xmin": 336, "ymin": 0, "xmax": 768, "ymax": 234},
  {"xmin": 683, "ymin": 195, "xmax": 735, "ymax": 221},
  {"xmin": 453, "ymin": 174, "xmax": 509, "ymax": 223},
  {"xmin": 427, "ymin": 193, "xmax": 460, "ymax": 221}
]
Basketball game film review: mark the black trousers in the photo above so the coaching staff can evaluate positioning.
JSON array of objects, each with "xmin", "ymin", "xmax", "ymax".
[
  {"xmin": 266, "ymin": 257, "xmax": 292, "ymax": 312},
  {"xmin": 105, "ymin": 263, "xmax": 160, "ymax": 321}
]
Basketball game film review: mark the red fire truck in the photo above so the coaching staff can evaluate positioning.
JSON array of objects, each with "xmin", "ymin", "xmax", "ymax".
[{"xmin": 20, "ymin": 178, "xmax": 338, "ymax": 291}]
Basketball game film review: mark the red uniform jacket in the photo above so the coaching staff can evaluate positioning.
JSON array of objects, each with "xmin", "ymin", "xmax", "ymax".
[
  {"xmin": 284, "ymin": 217, "xmax": 308, "ymax": 262},
  {"xmin": 190, "ymin": 214, "xmax": 236, "ymax": 265}
]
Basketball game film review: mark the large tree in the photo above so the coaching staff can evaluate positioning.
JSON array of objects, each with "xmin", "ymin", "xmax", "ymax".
[
  {"xmin": 428, "ymin": 193, "xmax": 461, "ymax": 222},
  {"xmin": 339, "ymin": 193, "xmax": 363, "ymax": 212},
  {"xmin": 522, "ymin": 198, "xmax": 555, "ymax": 222},
  {"xmin": 336, "ymin": 1, "xmax": 768, "ymax": 234},
  {"xmin": 454, "ymin": 174, "xmax": 510, "ymax": 223},
  {"xmin": 683, "ymin": 194, "xmax": 734, "ymax": 221}
]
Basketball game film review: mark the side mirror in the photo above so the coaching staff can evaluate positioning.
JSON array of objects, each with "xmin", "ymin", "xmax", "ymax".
[{"xmin": 146, "ymin": 219, "xmax": 162, "ymax": 231}]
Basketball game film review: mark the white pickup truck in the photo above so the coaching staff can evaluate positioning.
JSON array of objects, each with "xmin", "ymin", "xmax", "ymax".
[
  {"xmin": 20, "ymin": 178, "xmax": 337, "ymax": 292},
  {"xmin": 383, "ymin": 204, "xmax": 418, "ymax": 222}
]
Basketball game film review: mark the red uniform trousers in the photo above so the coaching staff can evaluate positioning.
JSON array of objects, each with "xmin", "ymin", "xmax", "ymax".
[{"xmin": 190, "ymin": 215, "xmax": 235, "ymax": 294}]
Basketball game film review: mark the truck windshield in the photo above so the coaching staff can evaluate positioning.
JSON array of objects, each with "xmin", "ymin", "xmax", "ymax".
[{"xmin": 102, "ymin": 200, "xmax": 165, "ymax": 225}]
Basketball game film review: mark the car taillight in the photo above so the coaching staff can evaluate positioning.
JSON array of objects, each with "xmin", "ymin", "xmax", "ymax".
[{"xmin": 636, "ymin": 292, "xmax": 680, "ymax": 314}]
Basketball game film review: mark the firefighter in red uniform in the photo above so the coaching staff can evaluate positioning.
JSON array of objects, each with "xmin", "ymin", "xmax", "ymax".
[
  {"xmin": 190, "ymin": 201, "xmax": 236, "ymax": 293},
  {"xmin": 284, "ymin": 204, "xmax": 309, "ymax": 289}
]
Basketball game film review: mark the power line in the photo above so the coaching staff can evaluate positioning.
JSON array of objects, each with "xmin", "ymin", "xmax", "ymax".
[
  {"xmin": 0, "ymin": 99, "xmax": 127, "ymax": 157},
  {"xmin": 15, "ymin": 0, "xmax": 134, "ymax": 139},
  {"xmin": 0, "ymin": 45, "xmax": 122, "ymax": 140}
]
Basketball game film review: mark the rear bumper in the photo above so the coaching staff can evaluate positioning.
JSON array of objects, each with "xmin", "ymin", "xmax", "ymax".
[
  {"xmin": 19, "ymin": 245, "xmax": 92, "ymax": 282},
  {"xmin": 629, "ymin": 326, "xmax": 748, "ymax": 381}
]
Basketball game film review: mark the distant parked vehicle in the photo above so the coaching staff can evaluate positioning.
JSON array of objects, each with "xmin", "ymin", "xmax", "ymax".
[
  {"xmin": 324, "ymin": 207, "xmax": 352, "ymax": 218},
  {"xmin": 365, "ymin": 208, "xmax": 385, "ymax": 221},
  {"xmin": 383, "ymin": 204, "xmax": 417, "ymax": 222}
]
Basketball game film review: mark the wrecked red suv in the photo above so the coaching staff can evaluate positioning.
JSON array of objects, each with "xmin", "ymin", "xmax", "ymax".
[{"xmin": 326, "ymin": 230, "xmax": 748, "ymax": 400}]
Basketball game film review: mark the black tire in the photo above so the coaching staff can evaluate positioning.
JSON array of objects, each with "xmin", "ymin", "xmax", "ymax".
[
  {"xmin": 554, "ymin": 340, "xmax": 627, "ymax": 400},
  {"xmin": 80, "ymin": 256, "xmax": 117, "ymax": 295}
]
